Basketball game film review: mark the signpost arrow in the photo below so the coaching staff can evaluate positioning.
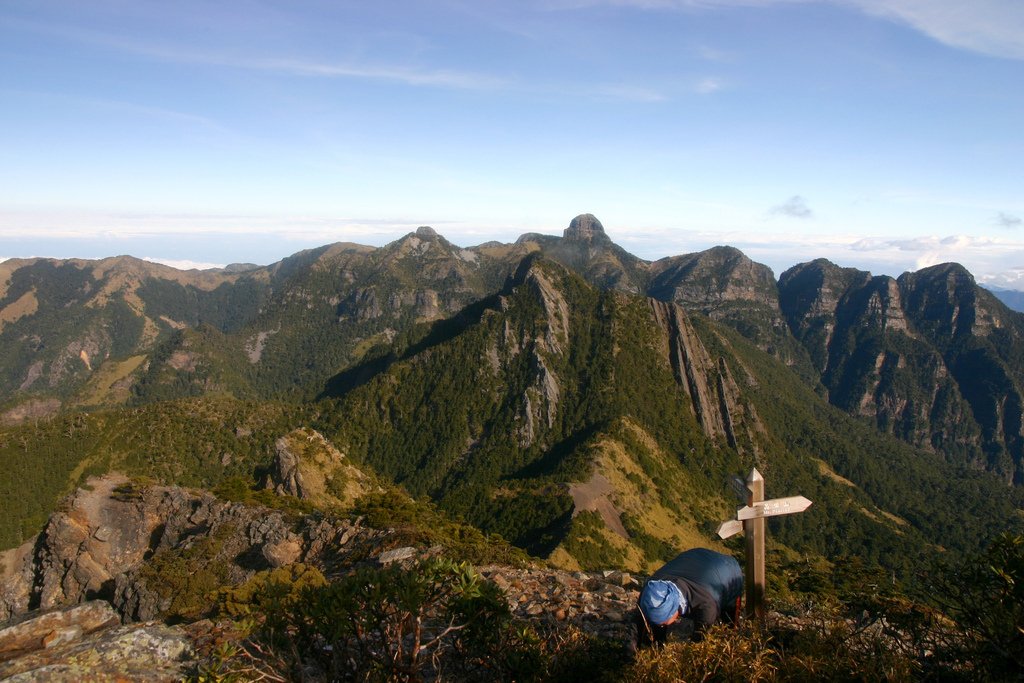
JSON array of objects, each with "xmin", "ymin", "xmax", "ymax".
[
  {"xmin": 716, "ymin": 519, "xmax": 744, "ymax": 539},
  {"xmin": 735, "ymin": 495, "xmax": 812, "ymax": 521}
]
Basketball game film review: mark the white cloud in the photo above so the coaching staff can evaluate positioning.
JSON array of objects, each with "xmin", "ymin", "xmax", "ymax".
[
  {"xmin": 142, "ymin": 257, "xmax": 226, "ymax": 271},
  {"xmin": 769, "ymin": 195, "xmax": 813, "ymax": 219},
  {"xmin": 978, "ymin": 267, "xmax": 1024, "ymax": 290}
]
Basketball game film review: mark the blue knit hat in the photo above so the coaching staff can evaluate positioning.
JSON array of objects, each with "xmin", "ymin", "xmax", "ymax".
[{"xmin": 639, "ymin": 580, "xmax": 686, "ymax": 625}]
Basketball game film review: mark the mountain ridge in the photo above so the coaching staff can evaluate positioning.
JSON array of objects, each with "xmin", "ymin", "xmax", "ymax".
[{"xmin": 4, "ymin": 215, "xmax": 1022, "ymax": 485}]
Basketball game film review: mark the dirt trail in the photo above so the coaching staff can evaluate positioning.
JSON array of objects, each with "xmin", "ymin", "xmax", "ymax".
[{"xmin": 568, "ymin": 472, "xmax": 628, "ymax": 539}]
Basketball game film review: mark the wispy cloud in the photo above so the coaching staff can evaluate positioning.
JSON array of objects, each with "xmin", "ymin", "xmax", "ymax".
[
  {"xmin": 769, "ymin": 195, "xmax": 813, "ymax": 219},
  {"xmin": 587, "ymin": 83, "xmax": 669, "ymax": 101},
  {"xmin": 554, "ymin": 0, "xmax": 1024, "ymax": 60},
  {"xmin": 232, "ymin": 57, "xmax": 510, "ymax": 90},
  {"xmin": 844, "ymin": 0, "xmax": 1024, "ymax": 61},
  {"xmin": 694, "ymin": 77, "xmax": 726, "ymax": 94},
  {"xmin": 995, "ymin": 211, "xmax": 1023, "ymax": 229},
  {"xmin": 6, "ymin": 18, "xmax": 510, "ymax": 91}
]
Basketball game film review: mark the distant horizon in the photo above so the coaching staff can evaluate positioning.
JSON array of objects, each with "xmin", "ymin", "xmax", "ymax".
[{"xmin": 3, "ymin": 212, "xmax": 1023, "ymax": 292}]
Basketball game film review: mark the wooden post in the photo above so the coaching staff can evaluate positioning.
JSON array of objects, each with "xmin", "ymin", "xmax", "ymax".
[
  {"xmin": 716, "ymin": 471, "xmax": 810, "ymax": 622},
  {"xmin": 744, "ymin": 468, "xmax": 765, "ymax": 620}
]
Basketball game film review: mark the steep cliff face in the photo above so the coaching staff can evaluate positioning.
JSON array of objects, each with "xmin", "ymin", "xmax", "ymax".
[
  {"xmin": 648, "ymin": 300, "xmax": 763, "ymax": 451},
  {"xmin": 650, "ymin": 247, "xmax": 814, "ymax": 380},
  {"xmin": 898, "ymin": 265, "xmax": 1024, "ymax": 483},
  {"xmin": 778, "ymin": 259, "xmax": 871, "ymax": 374},
  {"xmin": 779, "ymin": 259, "xmax": 1024, "ymax": 484}
]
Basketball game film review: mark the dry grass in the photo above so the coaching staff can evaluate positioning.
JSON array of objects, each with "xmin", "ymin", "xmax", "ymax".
[
  {"xmin": 74, "ymin": 355, "xmax": 147, "ymax": 407},
  {"xmin": 0, "ymin": 289, "xmax": 39, "ymax": 332}
]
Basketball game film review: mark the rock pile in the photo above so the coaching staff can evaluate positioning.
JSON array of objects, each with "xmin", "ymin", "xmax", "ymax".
[{"xmin": 481, "ymin": 566, "xmax": 639, "ymax": 642}]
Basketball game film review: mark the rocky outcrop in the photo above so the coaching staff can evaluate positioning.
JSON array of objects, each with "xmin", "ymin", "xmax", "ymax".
[
  {"xmin": 0, "ymin": 474, "xmax": 386, "ymax": 624},
  {"xmin": 522, "ymin": 214, "xmax": 648, "ymax": 294},
  {"xmin": 650, "ymin": 246, "xmax": 778, "ymax": 312},
  {"xmin": 780, "ymin": 259, "xmax": 1024, "ymax": 484},
  {"xmin": 563, "ymin": 214, "xmax": 611, "ymax": 244},
  {"xmin": 779, "ymin": 259, "xmax": 873, "ymax": 373},
  {"xmin": 0, "ymin": 601, "xmax": 119, "ymax": 663},
  {"xmin": 509, "ymin": 262, "xmax": 570, "ymax": 448},
  {"xmin": 0, "ymin": 607, "xmax": 193, "ymax": 682},
  {"xmin": 266, "ymin": 428, "xmax": 377, "ymax": 508},
  {"xmin": 649, "ymin": 300, "xmax": 763, "ymax": 451},
  {"xmin": 649, "ymin": 246, "xmax": 812, "ymax": 374}
]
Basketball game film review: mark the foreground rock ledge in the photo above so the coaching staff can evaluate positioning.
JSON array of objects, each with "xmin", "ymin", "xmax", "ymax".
[{"xmin": 0, "ymin": 601, "xmax": 193, "ymax": 682}]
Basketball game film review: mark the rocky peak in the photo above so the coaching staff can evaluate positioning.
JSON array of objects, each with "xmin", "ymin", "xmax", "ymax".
[
  {"xmin": 649, "ymin": 246, "xmax": 778, "ymax": 309},
  {"xmin": 563, "ymin": 214, "xmax": 609, "ymax": 243},
  {"xmin": 415, "ymin": 226, "xmax": 438, "ymax": 239},
  {"xmin": 898, "ymin": 262, "xmax": 983, "ymax": 341}
]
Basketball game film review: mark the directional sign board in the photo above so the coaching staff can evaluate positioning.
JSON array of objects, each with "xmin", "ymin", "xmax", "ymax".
[
  {"xmin": 735, "ymin": 496, "xmax": 812, "ymax": 521},
  {"xmin": 716, "ymin": 519, "xmax": 744, "ymax": 539}
]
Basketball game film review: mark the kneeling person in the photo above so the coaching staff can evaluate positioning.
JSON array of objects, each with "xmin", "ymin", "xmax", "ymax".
[{"xmin": 636, "ymin": 548, "xmax": 743, "ymax": 645}]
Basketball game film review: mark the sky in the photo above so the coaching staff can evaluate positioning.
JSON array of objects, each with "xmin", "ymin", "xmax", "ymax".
[{"xmin": 2, "ymin": 0, "xmax": 1023, "ymax": 287}]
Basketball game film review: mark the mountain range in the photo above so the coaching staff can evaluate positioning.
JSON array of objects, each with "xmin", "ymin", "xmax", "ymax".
[{"xmin": 1, "ymin": 214, "xmax": 1022, "ymax": 579}]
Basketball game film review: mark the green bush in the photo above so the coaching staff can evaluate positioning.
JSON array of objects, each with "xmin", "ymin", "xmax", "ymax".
[
  {"xmin": 263, "ymin": 557, "xmax": 513, "ymax": 681},
  {"xmin": 928, "ymin": 532, "xmax": 1024, "ymax": 681},
  {"xmin": 215, "ymin": 563, "xmax": 327, "ymax": 618},
  {"xmin": 352, "ymin": 490, "xmax": 530, "ymax": 567},
  {"xmin": 137, "ymin": 524, "xmax": 236, "ymax": 623}
]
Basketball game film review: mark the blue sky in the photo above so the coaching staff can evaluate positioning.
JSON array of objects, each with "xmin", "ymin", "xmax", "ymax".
[{"xmin": 2, "ymin": 0, "xmax": 1023, "ymax": 287}]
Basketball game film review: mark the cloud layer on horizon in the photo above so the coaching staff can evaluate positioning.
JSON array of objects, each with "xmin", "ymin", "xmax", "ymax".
[{"xmin": 5, "ymin": 209, "xmax": 1024, "ymax": 290}]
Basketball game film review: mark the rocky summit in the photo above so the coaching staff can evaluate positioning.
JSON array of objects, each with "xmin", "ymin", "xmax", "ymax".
[{"xmin": 563, "ymin": 213, "xmax": 609, "ymax": 243}]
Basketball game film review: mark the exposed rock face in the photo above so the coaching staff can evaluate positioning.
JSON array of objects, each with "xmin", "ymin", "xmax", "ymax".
[
  {"xmin": 779, "ymin": 259, "xmax": 872, "ymax": 373},
  {"xmin": 267, "ymin": 428, "xmax": 376, "ymax": 508},
  {"xmin": 649, "ymin": 300, "xmax": 763, "ymax": 451},
  {"xmin": 0, "ymin": 601, "xmax": 119, "ymax": 663},
  {"xmin": 649, "ymin": 246, "xmax": 811, "ymax": 374},
  {"xmin": 0, "ymin": 474, "xmax": 385, "ymax": 624},
  {"xmin": 650, "ymin": 246, "xmax": 778, "ymax": 311},
  {"xmin": 513, "ymin": 265, "xmax": 568, "ymax": 447},
  {"xmin": 780, "ymin": 259, "xmax": 1024, "ymax": 484},
  {"xmin": 526, "ymin": 214, "xmax": 648, "ymax": 294},
  {"xmin": 0, "ymin": 398, "xmax": 61, "ymax": 427},
  {"xmin": 563, "ymin": 214, "xmax": 609, "ymax": 243},
  {"xmin": 0, "ymin": 615, "xmax": 193, "ymax": 682}
]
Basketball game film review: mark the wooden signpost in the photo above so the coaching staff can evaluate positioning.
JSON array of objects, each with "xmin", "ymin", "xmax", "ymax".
[{"xmin": 716, "ymin": 468, "xmax": 811, "ymax": 620}]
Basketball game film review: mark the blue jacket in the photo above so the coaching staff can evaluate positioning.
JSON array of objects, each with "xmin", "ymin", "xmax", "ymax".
[{"xmin": 650, "ymin": 548, "xmax": 743, "ymax": 627}]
